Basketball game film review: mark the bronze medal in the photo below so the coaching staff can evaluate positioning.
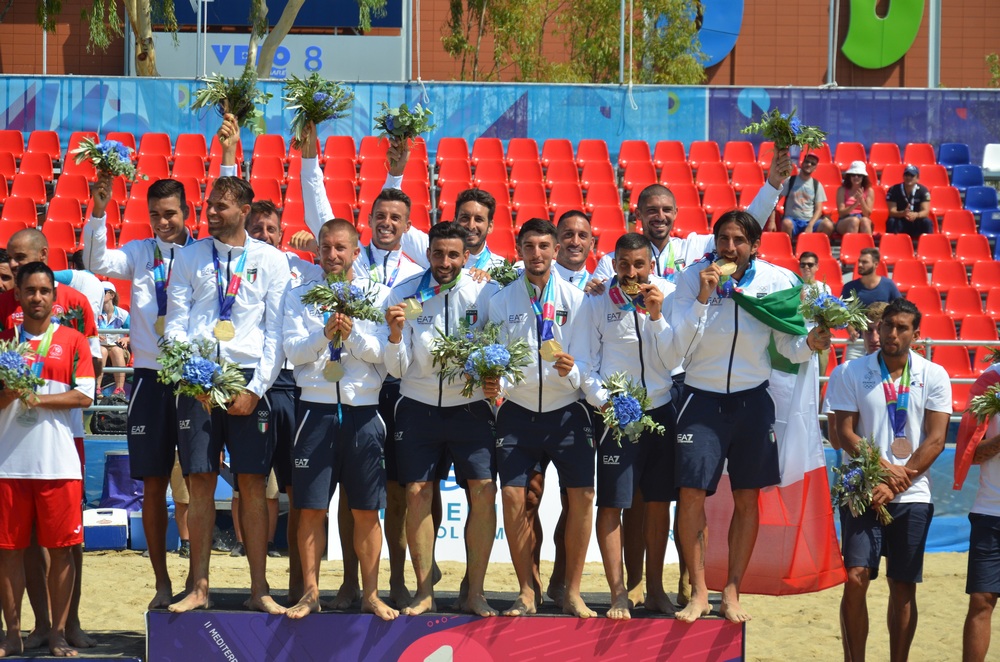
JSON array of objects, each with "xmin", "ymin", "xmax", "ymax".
[
  {"xmin": 539, "ymin": 339, "xmax": 563, "ymax": 363},
  {"xmin": 214, "ymin": 320, "xmax": 236, "ymax": 342},
  {"xmin": 154, "ymin": 316, "xmax": 166, "ymax": 337},
  {"xmin": 322, "ymin": 360, "xmax": 346, "ymax": 382},
  {"xmin": 402, "ymin": 298, "xmax": 423, "ymax": 320},
  {"xmin": 891, "ymin": 436, "xmax": 912, "ymax": 459}
]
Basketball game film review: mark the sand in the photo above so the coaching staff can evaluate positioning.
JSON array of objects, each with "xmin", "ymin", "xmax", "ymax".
[{"xmin": 5, "ymin": 550, "xmax": 974, "ymax": 660}]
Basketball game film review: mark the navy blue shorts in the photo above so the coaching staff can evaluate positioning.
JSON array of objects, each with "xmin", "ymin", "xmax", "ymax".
[
  {"xmin": 292, "ymin": 401, "xmax": 386, "ymax": 511},
  {"xmin": 496, "ymin": 400, "xmax": 594, "ymax": 489},
  {"xmin": 176, "ymin": 370, "xmax": 276, "ymax": 477},
  {"xmin": 127, "ymin": 368, "xmax": 179, "ymax": 478},
  {"xmin": 379, "ymin": 379, "xmax": 403, "ymax": 483},
  {"xmin": 596, "ymin": 402, "xmax": 677, "ymax": 509},
  {"xmin": 674, "ymin": 383, "xmax": 778, "ymax": 496},
  {"xmin": 394, "ymin": 397, "xmax": 496, "ymax": 484},
  {"xmin": 967, "ymin": 512, "xmax": 1000, "ymax": 595},
  {"xmin": 267, "ymin": 369, "xmax": 297, "ymax": 492},
  {"xmin": 840, "ymin": 502, "xmax": 934, "ymax": 582}
]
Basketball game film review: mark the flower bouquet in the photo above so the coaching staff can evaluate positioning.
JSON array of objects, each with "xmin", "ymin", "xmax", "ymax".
[
  {"xmin": 740, "ymin": 108, "xmax": 826, "ymax": 151},
  {"xmin": 0, "ymin": 340, "xmax": 44, "ymax": 402},
  {"xmin": 190, "ymin": 68, "xmax": 272, "ymax": 136},
  {"xmin": 799, "ymin": 288, "xmax": 869, "ymax": 333},
  {"xmin": 70, "ymin": 137, "xmax": 137, "ymax": 180},
  {"xmin": 597, "ymin": 372, "xmax": 665, "ymax": 445},
  {"xmin": 967, "ymin": 383, "xmax": 1000, "ymax": 424},
  {"xmin": 487, "ymin": 259, "xmax": 520, "ymax": 286},
  {"xmin": 431, "ymin": 321, "xmax": 531, "ymax": 400},
  {"xmin": 53, "ymin": 306, "xmax": 86, "ymax": 333},
  {"xmin": 373, "ymin": 102, "xmax": 436, "ymax": 141},
  {"xmin": 981, "ymin": 346, "xmax": 1000, "ymax": 366},
  {"xmin": 157, "ymin": 338, "xmax": 247, "ymax": 411},
  {"xmin": 831, "ymin": 436, "xmax": 893, "ymax": 525},
  {"xmin": 300, "ymin": 272, "xmax": 384, "ymax": 352},
  {"xmin": 282, "ymin": 73, "xmax": 354, "ymax": 149}
]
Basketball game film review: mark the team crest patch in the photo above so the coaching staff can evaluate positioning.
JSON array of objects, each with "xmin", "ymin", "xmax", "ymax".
[
  {"xmin": 556, "ymin": 309, "xmax": 568, "ymax": 325},
  {"xmin": 466, "ymin": 309, "xmax": 478, "ymax": 325},
  {"xmin": 258, "ymin": 421, "xmax": 269, "ymax": 434},
  {"xmin": 246, "ymin": 268, "xmax": 258, "ymax": 284}
]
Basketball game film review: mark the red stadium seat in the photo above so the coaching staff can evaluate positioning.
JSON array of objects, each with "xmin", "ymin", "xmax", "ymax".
[
  {"xmin": 722, "ymin": 141, "xmax": 756, "ymax": 171},
  {"xmin": 940, "ymin": 209, "xmax": 977, "ymax": 241},
  {"xmin": 0, "ymin": 177, "xmax": 6, "ymax": 206},
  {"xmin": 486, "ymin": 227, "xmax": 517, "ymax": 261},
  {"xmin": 878, "ymin": 233, "xmax": 915, "ymax": 266},
  {"xmin": 18, "ymin": 152, "xmax": 54, "ymax": 182},
  {"xmin": 970, "ymin": 261, "xmax": 1000, "ymax": 296},
  {"xmin": 595, "ymin": 230, "xmax": 621, "ymax": 258},
  {"xmin": 812, "ymin": 163, "xmax": 843, "ymax": 194},
  {"xmin": 661, "ymin": 184, "xmax": 700, "ymax": 214},
  {"xmin": 585, "ymin": 183, "xmax": 620, "ymax": 212},
  {"xmin": 434, "ymin": 137, "xmax": 468, "ymax": 166},
  {"xmin": 694, "ymin": 161, "xmax": 730, "ymax": 192},
  {"xmin": 576, "ymin": 139, "xmax": 610, "ymax": 170},
  {"xmin": 541, "ymin": 139, "xmax": 574, "ymax": 168},
  {"xmin": 128, "ymin": 177, "xmax": 161, "ymax": 204},
  {"xmin": 323, "ymin": 136, "xmax": 357, "ymax": 164},
  {"xmin": 902, "ymin": 143, "xmax": 937, "ymax": 167},
  {"xmin": 401, "ymin": 180, "xmax": 431, "ymax": 208},
  {"xmin": 658, "ymin": 161, "xmax": 695, "ymax": 189},
  {"xmin": 960, "ymin": 314, "xmax": 999, "ymax": 341},
  {"xmin": 622, "ymin": 160, "xmax": 657, "ymax": 193},
  {"xmin": 580, "ymin": 160, "xmax": 616, "ymax": 191},
  {"xmin": 833, "ymin": 142, "xmax": 867, "ymax": 172},
  {"xmin": 905, "ymin": 285, "xmax": 943, "ymax": 313},
  {"xmin": 512, "ymin": 182, "xmax": 548, "ymax": 212},
  {"xmin": 173, "ymin": 176, "xmax": 203, "ymax": 209},
  {"xmin": 249, "ymin": 156, "xmax": 286, "ymax": 185},
  {"xmin": 954, "ymin": 234, "xmax": 993, "ymax": 267},
  {"xmin": 172, "ymin": 154, "xmax": 207, "ymax": 184},
  {"xmin": 471, "ymin": 138, "xmax": 504, "ymax": 167},
  {"xmin": 869, "ymin": 142, "xmax": 902, "ymax": 173},
  {"xmin": 0, "ymin": 152, "xmax": 17, "ymax": 182},
  {"xmin": 0, "ymin": 130, "xmax": 25, "ymax": 161},
  {"xmin": 26, "ymin": 130, "xmax": 61, "ymax": 163},
  {"xmin": 45, "ymin": 196, "xmax": 84, "ymax": 227},
  {"xmin": 986, "ymin": 289, "xmax": 1000, "ymax": 323},
  {"xmin": 473, "ymin": 158, "xmax": 508, "ymax": 186},
  {"xmin": 920, "ymin": 313, "xmax": 957, "ymax": 340},
  {"xmin": 508, "ymin": 160, "xmax": 543, "ymax": 190},
  {"xmin": 653, "ymin": 140, "xmax": 687, "ymax": 170},
  {"xmin": 549, "ymin": 182, "xmax": 585, "ymax": 212},
  {"xmin": 118, "ymin": 222, "xmax": 154, "ymax": 245},
  {"xmin": 53, "ymin": 173, "xmax": 91, "ymax": 205},
  {"xmin": 10, "ymin": 173, "xmax": 47, "ymax": 206},
  {"xmin": 122, "ymin": 198, "xmax": 150, "ymax": 225},
  {"xmin": 358, "ymin": 136, "xmax": 389, "ymax": 165},
  {"xmin": 930, "ymin": 259, "xmax": 969, "ymax": 289},
  {"xmin": 0, "ymin": 198, "xmax": 36, "ymax": 226},
  {"xmin": 802, "ymin": 143, "xmax": 832, "ymax": 164},
  {"xmin": 86, "ymin": 199, "xmax": 120, "ymax": 231},
  {"xmin": 0, "ymin": 220, "xmax": 29, "ymax": 244},
  {"xmin": 324, "ymin": 157, "xmax": 358, "ymax": 184},
  {"xmin": 838, "ymin": 233, "xmax": 875, "ymax": 266},
  {"xmin": 436, "ymin": 159, "xmax": 472, "ymax": 189},
  {"xmin": 138, "ymin": 132, "xmax": 172, "ymax": 162},
  {"xmin": 700, "ymin": 184, "xmax": 737, "ymax": 219},
  {"xmin": 730, "ymin": 162, "xmax": 764, "ymax": 194},
  {"xmin": 251, "ymin": 178, "xmax": 283, "ymax": 207},
  {"xmin": 505, "ymin": 138, "xmax": 539, "ymax": 167},
  {"xmin": 590, "ymin": 205, "xmax": 627, "ymax": 236},
  {"xmin": 513, "ymin": 203, "xmax": 550, "ymax": 227},
  {"xmin": 687, "ymin": 140, "xmax": 721, "ymax": 171},
  {"xmin": 105, "ymin": 131, "xmax": 137, "ymax": 158},
  {"xmin": 673, "ymin": 207, "xmax": 710, "ymax": 236},
  {"xmin": 918, "ymin": 165, "xmax": 949, "ymax": 189},
  {"xmin": 252, "ymin": 134, "xmax": 287, "ymax": 163},
  {"xmin": 795, "ymin": 233, "xmax": 833, "ymax": 260},
  {"xmin": 891, "ymin": 259, "xmax": 928, "ymax": 293},
  {"xmin": 136, "ymin": 154, "xmax": 170, "ymax": 180},
  {"xmin": 174, "ymin": 133, "xmax": 208, "ymax": 161},
  {"xmin": 618, "ymin": 140, "xmax": 652, "ymax": 171},
  {"xmin": 930, "ymin": 186, "xmax": 962, "ymax": 220},
  {"xmin": 756, "ymin": 141, "xmax": 775, "ymax": 172},
  {"xmin": 915, "ymin": 233, "xmax": 953, "ymax": 266},
  {"xmin": 758, "ymin": 231, "xmax": 794, "ymax": 261},
  {"xmin": 42, "ymin": 220, "xmax": 78, "ymax": 252}
]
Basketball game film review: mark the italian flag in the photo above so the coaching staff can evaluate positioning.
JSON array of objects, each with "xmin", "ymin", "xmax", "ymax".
[{"xmin": 702, "ymin": 286, "xmax": 847, "ymax": 595}]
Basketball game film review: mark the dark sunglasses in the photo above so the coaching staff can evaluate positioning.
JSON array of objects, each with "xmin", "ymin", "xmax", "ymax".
[{"xmin": 799, "ymin": 262, "xmax": 818, "ymax": 268}]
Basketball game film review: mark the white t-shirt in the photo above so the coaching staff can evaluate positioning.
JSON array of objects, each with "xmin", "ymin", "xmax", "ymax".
[
  {"xmin": 973, "ymin": 365, "xmax": 1000, "ymax": 516},
  {"xmin": 829, "ymin": 350, "xmax": 952, "ymax": 504}
]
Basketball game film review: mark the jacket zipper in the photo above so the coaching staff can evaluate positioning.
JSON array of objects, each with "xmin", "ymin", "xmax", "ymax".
[
  {"xmin": 726, "ymin": 303, "xmax": 738, "ymax": 393},
  {"xmin": 439, "ymin": 292, "xmax": 448, "ymax": 408},
  {"xmin": 634, "ymin": 310, "xmax": 646, "ymax": 390}
]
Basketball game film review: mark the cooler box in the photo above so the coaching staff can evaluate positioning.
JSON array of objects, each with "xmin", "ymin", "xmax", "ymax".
[
  {"xmin": 83, "ymin": 508, "xmax": 129, "ymax": 551},
  {"xmin": 129, "ymin": 509, "xmax": 180, "ymax": 552}
]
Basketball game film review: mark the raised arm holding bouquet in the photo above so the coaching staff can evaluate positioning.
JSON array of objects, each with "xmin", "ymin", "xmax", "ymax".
[
  {"xmin": 373, "ymin": 101, "xmax": 436, "ymax": 170},
  {"xmin": 741, "ymin": 107, "xmax": 827, "ymax": 160},
  {"xmin": 190, "ymin": 67, "xmax": 272, "ymax": 136},
  {"xmin": 283, "ymin": 73, "xmax": 353, "ymax": 149},
  {"xmin": 71, "ymin": 137, "xmax": 138, "ymax": 181}
]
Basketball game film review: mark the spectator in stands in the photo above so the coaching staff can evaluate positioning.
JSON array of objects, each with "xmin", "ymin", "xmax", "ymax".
[
  {"xmin": 886, "ymin": 165, "xmax": 933, "ymax": 241},
  {"xmin": 0, "ymin": 249, "xmax": 13, "ymax": 292},
  {"xmin": 841, "ymin": 248, "xmax": 902, "ymax": 360},
  {"xmin": 836, "ymin": 161, "xmax": 875, "ymax": 235},
  {"xmin": 797, "ymin": 251, "xmax": 832, "ymax": 297},
  {"xmin": 97, "ymin": 282, "xmax": 130, "ymax": 396},
  {"xmin": 830, "ymin": 298, "xmax": 951, "ymax": 662},
  {"xmin": 773, "ymin": 153, "xmax": 832, "ymax": 238}
]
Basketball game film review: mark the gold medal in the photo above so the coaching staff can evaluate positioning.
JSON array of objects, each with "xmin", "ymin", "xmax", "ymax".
[
  {"xmin": 621, "ymin": 280, "xmax": 641, "ymax": 296},
  {"xmin": 402, "ymin": 298, "xmax": 423, "ymax": 320},
  {"xmin": 891, "ymin": 436, "xmax": 913, "ymax": 459},
  {"xmin": 539, "ymin": 339, "xmax": 563, "ymax": 363},
  {"xmin": 154, "ymin": 316, "xmax": 165, "ymax": 337},
  {"xmin": 214, "ymin": 320, "xmax": 236, "ymax": 341},
  {"xmin": 715, "ymin": 259, "xmax": 737, "ymax": 277},
  {"xmin": 322, "ymin": 360, "xmax": 346, "ymax": 382}
]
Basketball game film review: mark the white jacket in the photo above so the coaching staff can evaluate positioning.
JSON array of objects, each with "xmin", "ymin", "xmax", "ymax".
[
  {"xmin": 402, "ymin": 227, "xmax": 508, "ymax": 271},
  {"xmin": 580, "ymin": 276, "xmax": 677, "ymax": 408},
  {"xmin": 671, "ymin": 256, "xmax": 812, "ymax": 394},
  {"xmin": 281, "ymin": 275, "xmax": 389, "ymax": 406},
  {"xmin": 165, "ymin": 233, "xmax": 290, "ymax": 397},
  {"xmin": 385, "ymin": 270, "xmax": 500, "ymax": 407},
  {"xmin": 487, "ymin": 273, "xmax": 585, "ymax": 412}
]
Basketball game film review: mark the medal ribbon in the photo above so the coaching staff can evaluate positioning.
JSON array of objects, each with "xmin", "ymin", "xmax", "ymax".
[
  {"xmin": 414, "ymin": 268, "xmax": 461, "ymax": 304},
  {"xmin": 655, "ymin": 241, "xmax": 677, "ymax": 280},
  {"xmin": 212, "ymin": 243, "xmax": 250, "ymax": 323},
  {"xmin": 473, "ymin": 247, "xmax": 494, "ymax": 271},
  {"xmin": 572, "ymin": 269, "xmax": 590, "ymax": 290},
  {"xmin": 878, "ymin": 354, "xmax": 911, "ymax": 438},
  {"xmin": 365, "ymin": 245, "xmax": 401, "ymax": 287},
  {"xmin": 19, "ymin": 323, "xmax": 57, "ymax": 378},
  {"xmin": 608, "ymin": 277, "xmax": 648, "ymax": 315},
  {"xmin": 525, "ymin": 275, "xmax": 557, "ymax": 342},
  {"xmin": 322, "ymin": 311, "xmax": 343, "ymax": 363}
]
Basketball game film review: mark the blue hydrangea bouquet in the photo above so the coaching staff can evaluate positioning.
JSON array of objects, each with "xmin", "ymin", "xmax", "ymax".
[
  {"xmin": 373, "ymin": 102, "xmax": 436, "ymax": 142},
  {"xmin": 968, "ymin": 383, "xmax": 1000, "ymax": 424},
  {"xmin": 156, "ymin": 338, "xmax": 246, "ymax": 411},
  {"xmin": 282, "ymin": 73, "xmax": 354, "ymax": 149},
  {"xmin": 740, "ymin": 108, "xmax": 826, "ymax": 151},
  {"xmin": 799, "ymin": 286, "xmax": 870, "ymax": 333},
  {"xmin": 299, "ymin": 272, "xmax": 384, "ymax": 349},
  {"xmin": 431, "ymin": 321, "xmax": 531, "ymax": 400},
  {"xmin": 598, "ymin": 372, "xmax": 665, "ymax": 445},
  {"xmin": 0, "ymin": 340, "xmax": 45, "ymax": 402},
  {"xmin": 71, "ymin": 137, "xmax": 137, "ymax": 180},
  {"xmin": 831, "ymin": 436, "xmax": 893, "ymax": 525}
]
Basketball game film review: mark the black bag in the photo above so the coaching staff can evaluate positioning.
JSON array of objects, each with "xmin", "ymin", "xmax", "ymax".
[{"xmin": 90, "ymin": 392, "xmax": 128, "ymax": 435}]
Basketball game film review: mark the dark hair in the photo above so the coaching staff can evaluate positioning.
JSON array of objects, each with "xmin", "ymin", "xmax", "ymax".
[
  {"xmin": 0, "ymin": 248, "xmax": 8, "ymax": 263},
  {"xmin": 517, "ymin": 218, "xmax": 558, "ymax": 246},
  {"xmin": 210, "ymin": 176, "xmax": 254, "ymax": 208},
  {"xmin": 556, "ymin": 209, "xmax": 590, "ymax": 231},
  {"xmin": 148, "ymin": 179, "xmax": 189, "ymax": 219},
  {"xmin": 799, "ymin": 251, "xmax": 818, "ymax": 263},
  {"xmin": 614, "ymin": 232, "xmax": 653, "ymax": 257},
  {"xmin": 712, "ymin": 210, "xmax": 762, "ymax": 247},
  {"xmin": 428, "ymin": 220, "xmax": 469, "ymax": 245},
  {"xmin": 455, "ymin": 189, "xmax": 496, "ymax": 221},
  {"xmin": 15, "ymin": 261, "xmax": 54, "ymax": 288},
  {"xmin": 247, "ymin": 200, "xmax": 282, "ymax": 229},
  {"xmin": 71, "ymin": 250, "xmax": 86, "ymax": 270},
  {"xmin": 636, "ymin": 184, "xmax": 674, "ymax": 211},
  {"xmin": 859, "ymin": 247, "xmax": 880, "ymax": 263},
  {"xmin": 841, "ymin": 173, "xmax": 871, "ymax": 189},
  {"xmin": 318, "ymin": 218, "xmax": 359, "ymax": 247},
  {"xmin": 882, "ymin": 297, "xmax": 921, "ymax": 331},
  {"xmin": 373, "ymin": 187, "xmax": 411, "ymax": 214}
]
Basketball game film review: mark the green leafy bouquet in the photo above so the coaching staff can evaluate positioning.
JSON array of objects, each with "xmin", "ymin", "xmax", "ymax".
[
  {"xmin": 968, "ymin": 383, "xmax": 1000, "ymax": 424},
  {"xmin": 741, "ymin": 108, "xmax": 827, "ymax": 150},
  {"xmin": 190, "ymin": 69, "xmax": 273, "ymax": 136},
  {"xmin": 373, "ymin": 101, "xmax": 436, "ymax": 141},
  {"xmin": 831, "ymin": 436, "xmax": 893, "ymax": 525},
  {"xmin": 157, "ymin": 338, "xmax": 247, "ymax": 411},
  {"xmin": 487, "ymin": 259, "xmax": 520, "ymax": 286},
  {"xmin": 299, "ymin": 272, "xmax": 384, "ymax": 350},
  {"xmin": 53, "ymin": 306, "xmax": 86, "ymax": 332},
  {"xmin": 71, "ymin": 137, "xmax": 137, "ymax": 180},
  {"xmin": 282, "ymin": 73, "xmax": 354, "ymax": 149},
  {"xmin": 981, "ymin": 346, "xmax": 1000, "ymax": 366},
  {"xmin": 799, "ymin": 288, "xmax": 869, "ymax": 334},
  {"xmin": 431, "ymin": 321, "xmax": 531, "ymax": 400},
  {"xmin": 0, "ymin": 340, "xmax": 45, "ymax": 402},
  {"xmin": 597, "ymin": 372, "xmax": 665, "ymax": 445}
]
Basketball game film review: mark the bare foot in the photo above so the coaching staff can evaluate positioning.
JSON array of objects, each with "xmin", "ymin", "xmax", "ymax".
[
  {"xmin": 169, "ymin": 589, "xmax": 211, "ymax": 613},
  {"xmin": 48, "ymin": 633, "xmax": 77, "ymax": 658},
  {"xmin": 327, "ymin": 582, "xmax": 360, "ymax": 610},
  {"xmin": 606, "ymin": 593, "xmax": 631, "ymax": 620},
  {"xmin": 546, "ymin": 581, "xmax": 565, "ymax": 608},
  {"xmin": 285, "ymin": 595, "xmax": 320, "ymax": 620},
  {"xmin": 401, "ymin": 593, "xmax": 435, "ymax": 616},
  {"xmin": 23, "ymin": 627, "xmax": 49, "ymax": 649},
  {"xmin": 563, "ymin": 594, "xmax": 596, "ymax": 619},
  {"xmin": 502, "ymin": 594, "xmax": 537, "ymax": 617},
  {"xmin": 388, "ymin": 581, "xmax": 411, "ymax": 609},
  {"xmin": 675, "ymin": 597, "xmax": 712, "ymax": 623},
  {"xmin": 148, "ymin": 583, "xmax": 174, "ymax": 610},
  {"xmin": 644, "ymin": 590, "xmax": 676, "ymax": 616},
  {"xmin": 65, "ymin": 626, "xmax": 96, "ymax": 648},
  {"xmin": 627, "ymin": 584, "xmax": 645, "ymax": 609},
  {"xmin": 463, "ymin": 594, "xmax": 498, "ymax": 617},
  {"xmin": 247, "ymin": 594, "xmax": 287, "ymax": 615},
  {"xmin": 0, "ymin": 631, "xmax": 24, "ymax": 658},
  {"xmin": 719, "ymin": 589, "xmax": 751, "ymax": 623},
  {"xmin": 362, "ymin": 596, "xmax": 399, "ymax": 622}
]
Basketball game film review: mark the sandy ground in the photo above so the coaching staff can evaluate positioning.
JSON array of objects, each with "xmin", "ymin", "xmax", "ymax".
[{"xmin": 3, "ymin": 550, "xmax": 974, "ymax": 660}]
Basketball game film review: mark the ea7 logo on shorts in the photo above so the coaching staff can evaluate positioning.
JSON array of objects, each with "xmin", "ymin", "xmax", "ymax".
[
  {"xmin": 508, "ymin": 313, "xmax": 528, "ymax": 323},
  {"xmin": 496, "ymin": 436, "xmax": 504, "ymax": 448},
  {"xmin": 602, "ymin": 455, "xmax": 620, "ymax": 465},
  {"xmin": 607, "ymin": 312, "xmax": 623, "ymax": 322},
  {"xmin": 294, "ymin": 458, "xmax": 309, "ymax": 468},
  {"xmin": 394, "ymin": 431, "xmax": 403, "ymax": 441},
  {"xmin": 179, "ymin": 420, "xmax": 191, "ymax": 430},
  {"xmin": 131, "ymin": 426, "xmax": 146, "ymax": 435},
  {"xmin": 677, "ymin": 433, "xmax": 694, "ymax": 444}
]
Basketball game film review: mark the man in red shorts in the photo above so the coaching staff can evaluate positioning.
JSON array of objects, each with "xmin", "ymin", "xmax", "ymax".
[{"xmin": 0, "ymin": 262, "xmax": 95, "ymax": 657}]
